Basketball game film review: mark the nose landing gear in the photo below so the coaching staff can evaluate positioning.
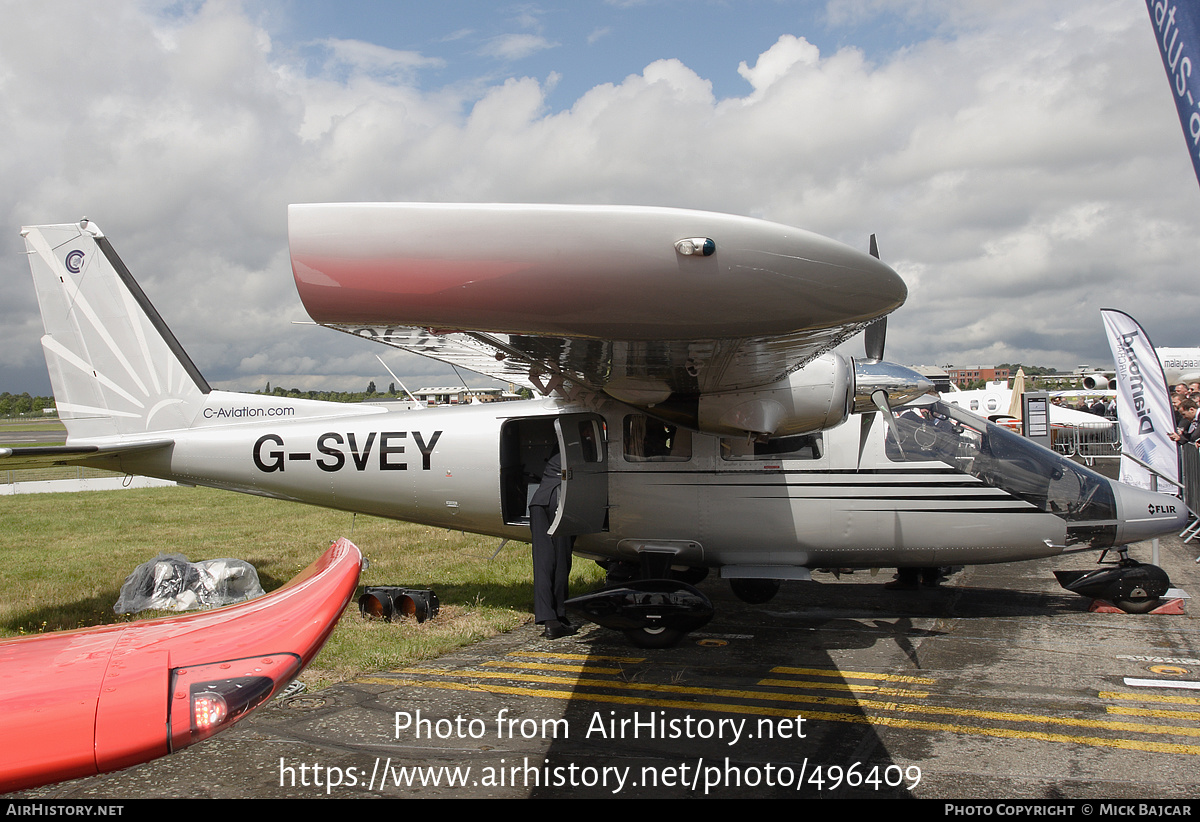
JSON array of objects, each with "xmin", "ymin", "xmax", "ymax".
[{"xmin": 1054, "ymin": 548, "xmax": 1172, "ymax": 614}]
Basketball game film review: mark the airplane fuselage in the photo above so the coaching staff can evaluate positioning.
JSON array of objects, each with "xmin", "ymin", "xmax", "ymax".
[{"xmin": 101, "ymin": 387, "xmax": 1175, "ymax": 578}]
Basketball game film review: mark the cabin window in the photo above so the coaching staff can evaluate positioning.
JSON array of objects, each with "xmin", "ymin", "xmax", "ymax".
[
  {"xmin": 623, "ymin": 415, "xmax": 691, "ymax": 462},
  {"xmin": 721, "ymin": 433, "xmax": 823, "ymax": 461}
]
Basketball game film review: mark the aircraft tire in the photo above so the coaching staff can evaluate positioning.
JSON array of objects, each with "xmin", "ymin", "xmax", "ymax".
[
  {"xmin": 1114, "ymin": 597, "xmax": 1161, "ymax": 614},
  {"xmin": 623, "ymin": 626, "xmax": 684, "ymax": 649},
  {"xmin": 730, "ymin": 578, "xmax": 781, "ymax": 604}
]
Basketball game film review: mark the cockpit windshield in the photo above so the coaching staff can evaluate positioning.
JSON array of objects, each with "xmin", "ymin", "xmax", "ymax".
[{"xmin": 885, "ymin": 400, "xmax": 1116, "ymax": 523}]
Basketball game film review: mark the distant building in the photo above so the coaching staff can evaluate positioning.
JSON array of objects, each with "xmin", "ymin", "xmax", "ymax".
[
  {"xmin": 945, "ymin": 366, "xmax": 1011, "ymax": 388},
  {"xmin": 412, "ymin": 386, "xmax": 513, "ymax": 405},
  {"xmin": 911, "ymin": 366, "xmax": 952, "ymax": 394}
]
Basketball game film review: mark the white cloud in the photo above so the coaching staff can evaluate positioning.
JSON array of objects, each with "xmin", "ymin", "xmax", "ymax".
[
  {"xmin": 2, "ymin": 0, "xmax": 1198, "ymax": 396},
  {"xmin": 479, "ymin": 33, "xmax": 558, "ymax": 61},
  {"xmin": 318, "ymin": 38, "xmax": 445, "ymax": 77},
  {"xmin": 737, "ymin": 34, "xmax": 821, "ymax": 94}
]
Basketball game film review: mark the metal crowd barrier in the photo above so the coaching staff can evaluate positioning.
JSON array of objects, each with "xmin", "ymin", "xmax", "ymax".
[
  {"xmin": 1051, "ymin": 421, "xmax": 1121, "ymax": 464},
  {"xmin": 1179, "ymin": 444, "xmax": 1200, "ymax": 544}
]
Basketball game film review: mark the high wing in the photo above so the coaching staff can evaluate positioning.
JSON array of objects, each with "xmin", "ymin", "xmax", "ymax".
[{"xmin": 288, "ymin": 204, "xmax": 907, "ymax": 406}]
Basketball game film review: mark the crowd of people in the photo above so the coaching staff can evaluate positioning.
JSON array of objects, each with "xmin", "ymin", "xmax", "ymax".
[
  {"xmin": 1053, "ymin": 394, "xmax": 1116, "ymax": 418},
  {"xmin": 1171, "ymin": 382, "xmax": 1200, "ymax": 444}
]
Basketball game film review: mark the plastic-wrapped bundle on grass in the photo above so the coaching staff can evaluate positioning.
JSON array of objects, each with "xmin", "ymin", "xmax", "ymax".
[{"xmin": 114, "ymin": 554, "xmax": 264, "ymax": 614}]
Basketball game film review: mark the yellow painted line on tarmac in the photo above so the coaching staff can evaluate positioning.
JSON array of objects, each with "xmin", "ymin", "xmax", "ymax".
[
  {"xmin": 367, "ymin": 665, "xmax": 1200, "ymax": 740},
  {"xmin": 1107, "ymin": 706, "xmax": 1200, "ymax": 721},
  {"xmin": 496, "ymin": 658, "xmax": 928, "ymax": 696},
  {"xmin": 369, "ymin": 666, "xmax": 914, "ymax": 711},
  {"xmin": 482, "ymin": 660, "xmax": 627, "ymax": 675},
  {"xmin": 884, "ymin": 702, "xmax": 1200, "ymax": 739},
  {"xmin": 756, "ymin": 677, "xmax": 930, "ymax": 697},
  {"xmin": 492, "ymin": 657, "xmax": 931, "ymax": 697},
  {"xmin": 769, "ymin": 666, "xmax": 936, "ymax": 685},
  {"xmin": 362, "ymin": 676, "xmax": 811, "ymax": 719},
  {"xmin": 1100, "ymin": 691, "xmax": 1200, "ymax": 706},
  {"xmin": 509, "ymin": 651, "xmax": 647, "ymax": 664},
  {"xmin": 356, "ymin": 674, "xmax": 1200, "ymax": 756}
]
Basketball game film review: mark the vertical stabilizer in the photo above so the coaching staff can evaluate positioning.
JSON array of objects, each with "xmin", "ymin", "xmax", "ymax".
[{"xmin": 22, "ymin": 221, "xmax": 209, "ymax": 439}]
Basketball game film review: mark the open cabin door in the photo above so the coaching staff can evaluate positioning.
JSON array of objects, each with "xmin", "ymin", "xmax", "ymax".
[{"xmin": 550, "ymin": 414, "xmax": 608, "ymax": 536}]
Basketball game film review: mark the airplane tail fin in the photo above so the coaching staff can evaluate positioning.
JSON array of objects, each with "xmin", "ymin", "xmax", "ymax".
[{"xmin": 22, "ymin": 220, "xmax": 210, "ymax": 440}]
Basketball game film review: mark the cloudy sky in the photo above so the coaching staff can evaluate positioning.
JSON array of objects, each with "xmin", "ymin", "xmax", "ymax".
[{"xmin": 2, "ymin": 0, "xmax": 1197, "ymax": 395}]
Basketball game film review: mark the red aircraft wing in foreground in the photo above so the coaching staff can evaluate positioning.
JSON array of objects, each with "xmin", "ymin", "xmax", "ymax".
[{"xmin": 0, "ymin": 537, "xmax": 364, "ymax": 793}]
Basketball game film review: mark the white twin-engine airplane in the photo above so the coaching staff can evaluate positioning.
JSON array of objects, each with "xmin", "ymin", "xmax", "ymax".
[
  {"xmin": 1080, "ymin": 349, "xmax": 1200, "ymax": 391},
  {"xmin": 6, "ymin": 204, "xmax": 1185, "ymax": 646}
]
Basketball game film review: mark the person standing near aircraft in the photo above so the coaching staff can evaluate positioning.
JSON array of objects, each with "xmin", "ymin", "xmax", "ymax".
[
  {"xmin": 529, "ymin": 448, "xmax": 576, "ymax": 639},
  {"xmin": 1171, "ymin": 399, "xmax": 1200, "ymax": 444}
]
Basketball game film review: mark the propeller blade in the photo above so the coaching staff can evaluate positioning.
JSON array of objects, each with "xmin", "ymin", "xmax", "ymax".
[
  {"xmin": 872, "ymin": 388, "xmax": 905, "ymax": 459},
  {"xmin": 864, "ymin": 235, "xmax": 885, "ymax": 361},
  {"xmin": 864, "ymin": 317, "xmax": 886, "ymax": 362},
  {"xmin": 857, "ymin": 412, "xmax": 875, "ymax": 469}
]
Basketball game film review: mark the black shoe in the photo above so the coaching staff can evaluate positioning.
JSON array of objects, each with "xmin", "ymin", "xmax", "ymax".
[
  {"xmin": 885, "ymin": 568, "xmax": 920, "ymax": 590},
  {"xmin": 542, "ymin": 619, "xmax": 577, "ymax": 640}
]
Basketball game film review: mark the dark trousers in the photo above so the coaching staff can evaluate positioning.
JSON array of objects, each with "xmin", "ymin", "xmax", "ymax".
[{"xmin": 530, "ymin": 504, "xmax": 573, "ymax": 623}]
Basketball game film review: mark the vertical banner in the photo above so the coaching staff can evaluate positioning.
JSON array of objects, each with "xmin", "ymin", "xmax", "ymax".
[
  {"xmin": 1146, "ymin": 0, "xmax": 1200, "ymax": 188},
  {"xmin": 1101, "ymin": 309, "xmax": 1178, "ymax": 491}
]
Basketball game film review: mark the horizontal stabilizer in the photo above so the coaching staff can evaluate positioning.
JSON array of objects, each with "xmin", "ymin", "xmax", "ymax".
[{"xmin": 0, "ymin": 440, "xmax": 172, "ymax": 472}]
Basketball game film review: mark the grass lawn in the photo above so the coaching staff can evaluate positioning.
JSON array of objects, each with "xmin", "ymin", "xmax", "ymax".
[{"xmin": 0, "ymin": 484, "xmax": 605, "ymax": 690}]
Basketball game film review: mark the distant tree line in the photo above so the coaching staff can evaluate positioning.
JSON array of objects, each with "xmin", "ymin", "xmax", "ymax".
[
  {"xmin": 0, "ymin": 384, "xmax": 409, "ymax": 417},
  {"xmin": 995, "ymin": 363, "xmax": 1060, "ymax": 377},
  {"xmin": 255, "ymin": 382, "xmax": 398, "ymax": 403},
  {"xmin": 0, "ymin": 392, "xmax": 55, "ymax": 417}
]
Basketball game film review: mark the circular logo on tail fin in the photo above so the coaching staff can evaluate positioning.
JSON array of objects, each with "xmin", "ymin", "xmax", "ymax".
[{"xmin": 64, "ymin": 249, "xmax": 85, "ymax": 273}]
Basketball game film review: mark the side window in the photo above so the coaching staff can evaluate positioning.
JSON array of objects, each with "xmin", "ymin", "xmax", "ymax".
[
  {"xmin": 721, "ymin": 433, "xmax": 823, "ymax": 461},
  {"xmin": 623, "ymin": 415, "xmax": 691, "ymax": 462}
]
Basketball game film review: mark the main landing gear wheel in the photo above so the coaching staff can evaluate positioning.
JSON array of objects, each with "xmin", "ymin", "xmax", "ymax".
[
  {"xmin": 729, "ymin": 578, "xmax": 781, "ymax": 604},
  {"xmin": 623, "ymin": 626, "xmax": 685, "ymax": 648},
  {"xmin": 1114, "ymin": 597, "xmax": 1161, "ymax": 614},
  {"xmin": 566, "ymin": 579, "xmax": 714, "ymax": 648}
]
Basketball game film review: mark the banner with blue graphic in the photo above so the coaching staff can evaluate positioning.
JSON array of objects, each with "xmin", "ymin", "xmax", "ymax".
[
  {"xmin": 1147, "ymin": 1, "xmax": 1200, "ymax": 188},
  {"xmin": 1101, "ymin": 308, "xmax": 1179, "ymax": 492}
]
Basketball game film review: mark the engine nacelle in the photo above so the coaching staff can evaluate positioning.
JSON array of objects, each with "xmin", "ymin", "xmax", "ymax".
[
  {"xmin": 697, "ymin": 354, "xmax": 853, "ymax": 438},
  {"xmin": 695, "ymin": 354, "xmax": 936, "ymax": 438},
  {"xmin": 1081, "ymin": 373, "xmax": 1115, "ymax": 391}
]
